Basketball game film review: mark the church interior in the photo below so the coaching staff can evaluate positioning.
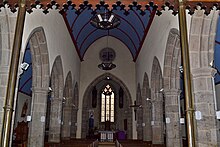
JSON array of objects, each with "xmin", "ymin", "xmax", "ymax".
[{"xmin": 1, "ymin": 0, "xmax": 220, "ymax": 147}]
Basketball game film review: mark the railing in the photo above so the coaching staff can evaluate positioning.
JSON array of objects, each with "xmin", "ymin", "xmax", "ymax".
[{"xmin": 88, "ymin": 139, "xmax": 99, "ymax": 147}]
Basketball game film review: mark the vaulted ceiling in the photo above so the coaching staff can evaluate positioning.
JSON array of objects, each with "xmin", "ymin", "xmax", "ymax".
[
  {"xmin": 5, "ymin": 0, "xmax": 219, "ymax": 95},
  {"xmin": 1, "ymin": 0, "xmax": 218, "ymax": 60},
  {"xmin": 62, "ymin": 1, "xmax": 156, "ymax": 60}
]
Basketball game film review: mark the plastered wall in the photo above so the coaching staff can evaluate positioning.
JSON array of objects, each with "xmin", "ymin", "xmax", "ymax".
[
  {"xmin": 22, "ymin": 9, "xmax": 81, "ymax": 84},
  {"xmin": 136, "ymin": 9, "xmax": 192, "ymax": 88},
  {"xmin": 78, "ymin": 36, "xmax": 136, "ymax": 138}
]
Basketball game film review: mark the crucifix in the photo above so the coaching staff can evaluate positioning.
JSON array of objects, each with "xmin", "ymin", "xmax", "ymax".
[{"xmin": 130, "ymin": 100, "xmax": 142, "ymax": 120}]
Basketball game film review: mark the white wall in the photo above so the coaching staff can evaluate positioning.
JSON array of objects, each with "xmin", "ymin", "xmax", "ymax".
[
  {"xmin": 22, "ymin": 8, "xmax": 81, "ymax": 85},
  {"xmin": 136, "ymin": 10, "xmax": 179, "ymax": 88},
  {"xmin": 78, "ymin": 36, "xmax": 136, "ymax": 138}
]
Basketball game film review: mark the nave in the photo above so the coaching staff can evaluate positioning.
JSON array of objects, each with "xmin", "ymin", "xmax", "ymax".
[
  {"xmin": 44, "ymin": 138, "xmax": 164, "ymax": 147},
  {"xmin": 1, "ymin": 0, "xmax": 220, "ymax": 147}
]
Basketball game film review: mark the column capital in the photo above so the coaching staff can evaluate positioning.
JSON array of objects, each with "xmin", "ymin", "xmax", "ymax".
[
  {"xmin": 163, "ymin": 88, "xmax": 181, "ymax": 96},
  {"xmin": 63, "ymin": 105, "xmax": 73, "ymax": 109},
  {"xmin": 191, "ymin": 67, "xmax": 216, "ymax": 78},
  {"xmin": 50, "ymin": 97, "xmax": 63, "ymax": 102},
  {"xmin": 31, "ymin": 87, "xmax": 49, "ymax": 93}
]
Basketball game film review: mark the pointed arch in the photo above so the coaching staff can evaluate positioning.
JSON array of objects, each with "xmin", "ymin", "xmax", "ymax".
[
  {"xmin": 151, "ymin": 57, "xmax": 163, "ymax": 92},
  {"xmin": 71, "ymin": 82, "xmax": 79, "ymax": 138},
  {"xmin": 142, "ymin": 72, "xmax": 152, "ymax": 141},
  {"xmin": 136, "ymin": 83, "xmax": 143, "ymax": 140},
  {"xmin": 73, "ymin": 82, "xmax": 79, "ymax": 108},
  {"xmin": 0, "ymin": 13, "xmax": 11, "ymax": 140},
  {"xmin": 62, "ymin": 71, "xmax": 73, "ymax": 139},
  {"xmin": 163, "ymin": 28, "xmax": 181, "ymax": 90},
  {"xmin": 189, "ymin": 10, "xmax": 218, "ymax": 69},
  {"xmin": 48, "ymin": 55, "xmax": 64, "ymax": 143},
  {"xmin": 27, "ymin": 27, "xmax": 50, "ymax": 147},
  {"xmin": 163, "ymin": 28, "xmax": 182, "ymax": 146},
  {"xmin": 81, "ymin": 73, "xmax": 133, "ymax": 139},
  {"xmin": 150, "ymin": 56, "xmax": 164, "ymax": 144},
  {"xmin": 188, "ymin": 9, "xmax": 219, "ymax": 146}
]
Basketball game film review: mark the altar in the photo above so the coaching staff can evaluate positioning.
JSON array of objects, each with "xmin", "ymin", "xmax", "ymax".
[{"xmin": 99, "ymin": 131, "xmax": 115, "ymax": 142}]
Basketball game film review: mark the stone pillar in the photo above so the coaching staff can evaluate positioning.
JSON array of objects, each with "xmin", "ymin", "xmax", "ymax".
[
  {"xmin": 0, "ymin": 67, "xmax": 10, "ymax": 140},
  {"xmin": 70, "ymin": 108, "xmax": 78, "ymax": 138},
  {"xmin": 192, "ymin": 67, "xmax": 220, "ymax": 146},
  {"xmin": 164, "ymin": 89, "xmax": 182, "ymax": 147},
  {"xmin": 61, "ymin": 105, "xmax": 72, "ymax": 139},
  {"xmin": 137, "ymin": 107, "xmax": 143, "ymax": 140},
  {"xmin": 28, "ymin": 87, "xmax": 48, "ymax": 147},
  {"xmin": 48, "ymin": 98, "xmax": 62, "ymax": 142},
  {"xmin": 142, "ymin": 88, "xmax": 152, "ymax": 141},
  {"xmin": 152, "ymin": 98, "xmax": 164, "ymax": 144}
]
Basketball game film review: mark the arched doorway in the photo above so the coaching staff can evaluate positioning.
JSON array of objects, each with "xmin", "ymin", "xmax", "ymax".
[{"xmin": 81, "ymin": 73, "xmax": 133, "ymax": 139}]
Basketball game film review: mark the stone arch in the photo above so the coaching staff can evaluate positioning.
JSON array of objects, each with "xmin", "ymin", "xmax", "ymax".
[
  {"xmin": 163, "ymin": 28, "xmax": 181, "ymax": 89},
  {"xmin": 189, "ymin": 10, "xmax": 218, "ymax": 69},
  {"xmin": 49, "ymin": 55, "xmax": 64, "ymax": 143},
  {"xmin": 136, "ymin": 83, "xmax": 143, "ymax": 140},
  {"xmin": 0, "ymin": 11, "xmax": 13, "ymax": 139},
  {"xmin": 151, "ymin": 56, "xmax": 164, "ymax": 144},
  {"xmin": 27, "ymin": 27, "xmax": 50, "ymax": 147},
  {"xmin": 163, "ymin": 28, "xmax": 182, "ymax": 147},
  {"xmin": 142, "ymin": 72, "xmax": 152, "ymax": 141},
  {"xmin": 0, "ymin": 11, "xmax": 11, "ymax": 67},
  {"xmin": 71, "ymin": 82, "xmax": 79, "ymax": 138},
  {"xmin": 73, "ymin": 82, "xmax": 79, "ymax": 108},
  {"xmin": 61, "ymin": 71, "xmax": 73, "ymax": 139},
  {"xmin": 188, "ymin": 9, "xmax": 219, "ymax": 146},
  {"xmin": 81, "ymin": 73, "xmax": 133, "ymax": 139}
]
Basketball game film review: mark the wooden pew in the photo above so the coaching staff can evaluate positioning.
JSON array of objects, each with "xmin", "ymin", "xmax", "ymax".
[{"xmin": 45, "ymin": 138, "xmax": 96, "ymax": 147}]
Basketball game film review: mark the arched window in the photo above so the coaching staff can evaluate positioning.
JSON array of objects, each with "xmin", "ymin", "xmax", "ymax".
[{"xmin": 101, "ymin": 84, "xmax": 114, "ymax": 122}]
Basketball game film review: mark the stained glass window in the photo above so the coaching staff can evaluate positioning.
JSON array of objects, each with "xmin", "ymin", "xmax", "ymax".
[{"xmin": 101, "ymin": 84, "xmax": 114, "ymax": 122}]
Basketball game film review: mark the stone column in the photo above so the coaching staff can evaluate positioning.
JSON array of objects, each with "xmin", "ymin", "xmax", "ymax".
[
  {"xmin": 142, "ymin": 88, "xmax": 152, "ymax": 141},
  {"xmin": 48, "ymin": 98, "xmax": 62, "ymax": 142},
  {"xmin": 164, "ymin": 89, "xmax": 182, "ymax": 147},
  {"xmin": 61, "ymin": 105, "xmax": 72, "ymax": 139},
  {"xmin": 137, "ymin": 107, "xmax": 143, "ymax": 140},
  {"xmin": 28, "ymin": 87, "xmax": 48, "ymax": 147},
  {"xmin": 0, "ymin": 67, "xmax": 10, "ymax": 140},
  {"xmin": 71, "ymin": 108, "xmax": 78, "ymax": 138},
  {"xmin": 192, "ymin": 67, "xmax": 220, "ymax": 146},
  {"xmin": 152, "ymin": 98, "xmax": 164, "ymax": 144}
]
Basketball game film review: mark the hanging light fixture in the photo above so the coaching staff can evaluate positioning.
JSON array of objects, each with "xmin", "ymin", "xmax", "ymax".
[
  {"xmin": 90, "ymin": 12, "xmax": 120, "ymax": 30},
  {"xmin": 90, "ymin": 9, "xmax": 119, "ymax": 70}
]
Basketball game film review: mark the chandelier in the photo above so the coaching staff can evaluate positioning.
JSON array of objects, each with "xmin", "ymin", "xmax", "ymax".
[
  {"xmin": 98, "ymin": 62, "xmax": 116, "ymax": 70},
  {"xmin": 90, "ymin": 12, "xmax": 120, "ymax": 30}
]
